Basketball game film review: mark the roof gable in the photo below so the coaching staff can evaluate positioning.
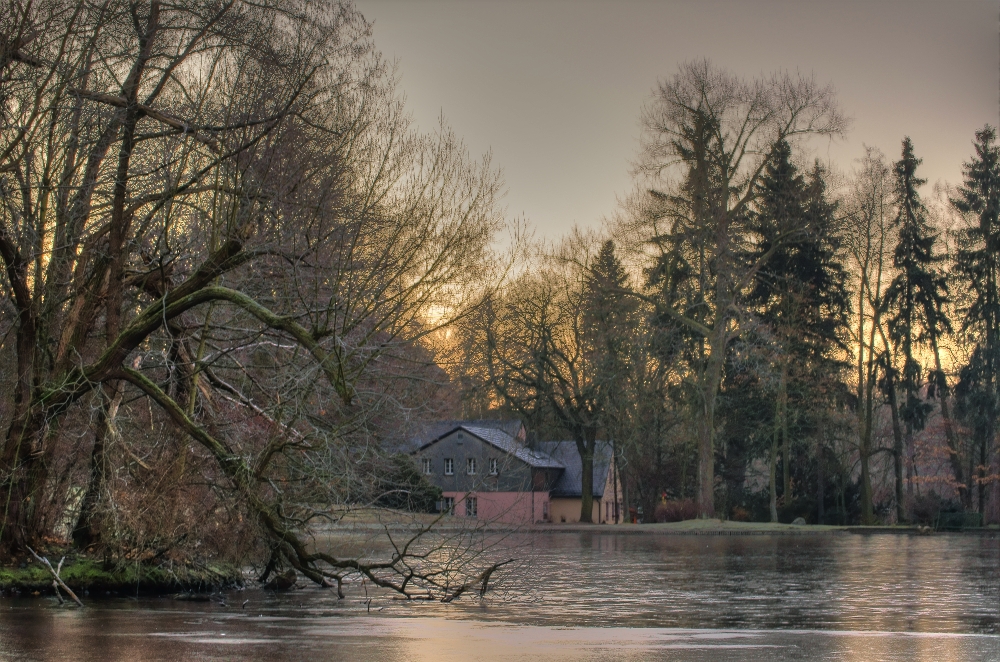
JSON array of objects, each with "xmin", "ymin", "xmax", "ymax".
[
  {"xmin": 403, "ymin": 419, "xmax": 525, "ymax": 452},
  {"xmin": 419, "ymin": 425, "xmax": 564, "ymax": 469}
]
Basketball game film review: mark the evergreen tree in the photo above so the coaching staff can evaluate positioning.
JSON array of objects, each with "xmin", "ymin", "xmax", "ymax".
[
  {"xmin": 582, "ymin": 240, "xmax": 638, "ymax": 521},
  {"xmin": 750, "ymin": 140, "xmax": 808, "ymax": 521},
  {"xmin": 751, "ymin": 142, "xmax": 849, "ymax": 522},
  {"xmin": 883, "ymin": 137, "xmax": 949, "ymax": 520},
  {"xmin": 952, "ymin": 126, "xmax": 1000, "ymax": 515}
]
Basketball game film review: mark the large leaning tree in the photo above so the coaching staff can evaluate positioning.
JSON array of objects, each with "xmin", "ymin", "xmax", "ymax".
[
  {"xmin": 0, "ymin": 0, "xmax": 508, "ymax": 597},
  {"xmin": 633, "ymin": 61, "xmax": 845, "ymax": 518}
]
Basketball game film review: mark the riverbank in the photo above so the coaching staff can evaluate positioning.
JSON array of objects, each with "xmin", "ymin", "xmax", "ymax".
[
  {"xmin": 0, "ymin": 553, "xmax": 243, "ymax": 596},
  {"xmin": 318, "ymin": 515, "xmax": 1000, "ymax": 537}
]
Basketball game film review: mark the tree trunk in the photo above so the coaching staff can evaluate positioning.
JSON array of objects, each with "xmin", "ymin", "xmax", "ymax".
[
  {"xmin": 0, "ymin": 413, "xmax": 50, "ymax": 559},
  {"xmin": 779, "ymin": 364, "xmax": 790, "ymax": 501},
  {"xmin": 73, "ymin": 382, "xmax": 124, "ymax": 547},
  {"xmin": 856, "ymin": 280, "xmax": 875, "ymax": 525},
  {"xmin": 697, "ymin": 325, "xmax": 728, "ymax": 519},
  {"xmin": 578, "ymin": 440, "xmax": 594, "ymax": 523},
  {"xmin": 816, "ymin": 436, "xmax": 825, "ymax": 524},
  {"xmin": 769, "ymin": 418, "xmax": 779, "ymax": 523},
  {"xmin": 610, "ymin": 439, "xmax": 620, "ymax": 524},
  {"xmin": 885, "ymin": 372, "xmax": 905, "ymax": 524},
  {"xmin": 931, "ymin": 337, "xmax": 969, "ymax": 509}
]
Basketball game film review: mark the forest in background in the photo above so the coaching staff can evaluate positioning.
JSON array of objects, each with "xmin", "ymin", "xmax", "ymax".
[
  {"xmin": 447, "ymin": 63, "xmax": 1000, "ymax": 529},
  {"xmin": 0, "ymin": 0, "xmax": 997, "ymax": 593}
]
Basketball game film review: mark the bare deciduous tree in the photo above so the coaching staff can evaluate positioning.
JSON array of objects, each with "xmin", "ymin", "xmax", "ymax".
[{"xmin": 0, "ymin": 0, "xmax": 508, "ymax": 597}]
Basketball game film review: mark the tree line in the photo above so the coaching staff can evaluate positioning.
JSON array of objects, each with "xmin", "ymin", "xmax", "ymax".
[{"xmin": 451, "ymin": 62, "xmax": 1000, "ymax": 526}]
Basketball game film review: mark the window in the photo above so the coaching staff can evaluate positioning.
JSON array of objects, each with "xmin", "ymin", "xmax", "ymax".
[
  {"xmin": 542, "ymin": 501, "xmax": 549, "ymax": 521},
  {"xmin": 444, "ymin": 458, "xmax": 454, "ymax": 475},
  {"xmin": 465, "ymin": 496, "xmax": 477, "ymax": 518},
  {"xmin": 441, "ymin": 496, "xmax": 454, "ymax": 514},
  {"xmin": 467, "ymin": 458, "xmax": 477, "ymax": 475},
  {"xmin": 488, "ymin": 458, "xmax": 498, "ymax": 475},
  {"xmin": 606, "ymin": 502, "xmax": 611, "ymax": 521},
  {"xmin": 421, "ymin": 458, "xmax": 432, "ymax": 474}
]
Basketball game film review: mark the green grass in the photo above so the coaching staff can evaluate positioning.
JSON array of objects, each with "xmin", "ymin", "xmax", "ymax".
[
  {"xmin": 0, "ymin": 555, "xmax": 242, "ymax": 594},
  {"xmin": 638, "ymin": 519, "xmax": 847, "ymax": 532}
]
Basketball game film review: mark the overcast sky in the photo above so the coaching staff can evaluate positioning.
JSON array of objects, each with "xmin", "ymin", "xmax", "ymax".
[{"xmin": 356, "ymin": 0, "xmax": 998, "ymax": 239}]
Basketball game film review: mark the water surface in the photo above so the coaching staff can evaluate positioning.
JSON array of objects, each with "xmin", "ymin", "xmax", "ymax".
[{"xmin": 1, "ymin": 532, "xmax": 997, "ymax": 661}]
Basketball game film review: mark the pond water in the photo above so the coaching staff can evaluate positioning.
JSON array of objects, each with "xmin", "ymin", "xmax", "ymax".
[{"xmin": 0, "ymin": 532, "xmax": 998, "ymax": 661}]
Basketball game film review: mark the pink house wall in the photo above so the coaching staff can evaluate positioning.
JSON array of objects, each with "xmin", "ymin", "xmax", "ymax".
[{"xmin": 443, "ymin": 491, "xmax": 550, "ymax": 524}]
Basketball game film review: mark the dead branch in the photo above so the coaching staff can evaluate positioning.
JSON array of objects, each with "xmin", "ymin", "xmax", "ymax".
[
  {"xmin": 441, "ymin": 558, "xmax": 514, "ymax": 603},
  {"xmin": 26, "ymin": 548, "xmax": 84, "ymax": 607}
]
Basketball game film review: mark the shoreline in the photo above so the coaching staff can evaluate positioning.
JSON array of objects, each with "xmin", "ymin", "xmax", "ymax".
[
  {"xmin": 315, "ymin": 517, "xmax": 1000, "ymax": 537},
  {"xmin": 0, "ymin": 555, "xmax": 243, "ymax": 598}
]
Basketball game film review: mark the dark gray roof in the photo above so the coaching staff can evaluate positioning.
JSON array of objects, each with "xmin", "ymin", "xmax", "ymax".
[
  {"xmin": 403, "ymin": 419, "xmax": 524, "ymax": 452},
  {"xmin": 418, "ymin": 424, "xmax": 564, "ymax": 470},
  {"xmin": 536, "ymin": 441, "xmax": 613, "ymax": 498},
  {"xmin": 462, "ymin": 426, "xmax": 564, "ymax": 469}
]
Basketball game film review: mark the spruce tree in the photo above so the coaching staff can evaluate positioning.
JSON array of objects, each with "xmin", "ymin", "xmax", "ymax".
[
  {"xmin": 751, "ymin": 143, "xmax": 849, "ymax": 522},
  {"xmin": 883, "ymin": 137, "xmax": 949, "ymax": 520},
  {"xmin": 751, "ymin": 140, "xmax": 807, "ymax": 521},
  {"xmin": 582, "ymin": 240, "xmax": 638, "ymax": 522},
  {"xmin": 953, "ymin": 126, "xmax": 1000, "ymax": 515}
]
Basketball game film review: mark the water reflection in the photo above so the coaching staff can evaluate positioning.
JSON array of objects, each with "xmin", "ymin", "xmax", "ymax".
[{"xmin": 0, "ymin": 533, "xmax": 997, "ymax": 661}]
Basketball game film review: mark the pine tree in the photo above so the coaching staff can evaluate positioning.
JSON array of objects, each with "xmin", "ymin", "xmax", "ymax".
[
  {"xmin": 953, "ymin": 126, "xmax": 1000, "ymax": 515},
  {"xmin": 883, "ymin": 137, "xmax": 949, "ymax": 520}
]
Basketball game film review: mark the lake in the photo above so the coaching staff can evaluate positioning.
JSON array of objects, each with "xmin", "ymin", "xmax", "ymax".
[{"xmin": 1, "ymin": 532, "xmax": 998, "ymax": 661}]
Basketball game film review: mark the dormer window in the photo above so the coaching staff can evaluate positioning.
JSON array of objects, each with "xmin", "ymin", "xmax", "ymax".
[{"xmin": 467, "ymin": 458, "xmax": 477, "ymax": 475}]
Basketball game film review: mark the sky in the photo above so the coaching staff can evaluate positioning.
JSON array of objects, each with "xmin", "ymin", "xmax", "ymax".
[{"xmin": 356, "ymin": 0, "xmax": 998, "ymax": 239}]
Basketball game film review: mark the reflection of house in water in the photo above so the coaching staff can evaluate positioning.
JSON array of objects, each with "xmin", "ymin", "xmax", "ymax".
[{"xmin": 411, "ymin": 420, "xmax": 622, "ymax": 524}]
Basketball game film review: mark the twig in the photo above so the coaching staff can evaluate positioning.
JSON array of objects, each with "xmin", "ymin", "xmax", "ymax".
[
  {"xmin": 26, "ymin": 547, "xmax": 84, "ymax": 607},
  {"xmin": 441, "ymin": 559, "xmax": 514, "ymax": 603}
]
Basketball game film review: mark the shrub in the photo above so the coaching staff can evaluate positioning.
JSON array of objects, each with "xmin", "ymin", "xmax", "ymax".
[
  {"xmin": 654, "ymin": 499, "xmax": 699, "ymax": 522},
  {"xmin": 730, "ymin": 506, "xmax": 751, "ymax": 522}
]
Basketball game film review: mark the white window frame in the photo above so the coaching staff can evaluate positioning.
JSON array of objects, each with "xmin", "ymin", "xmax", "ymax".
[
  {"xmin": 467, "ymin": 457, "xmax": 477, "ymax": 475},
  {"xmin": 465, "ymin": 496, "xmax": 477, "ymax": 518},
  {"xmin": 444, "ymin": 458, "xmax": 454, "ymax": 475},
  {"xmin": 489, "ymin": 458, "xmax": 498, "ymax": 475},
  {"xmin": 442, "ymin": 496, "xmax": 455, "ymax": 514},
  {"xmin": 421, "ymin": 457, "xmax": 432, "ymax": 475}
]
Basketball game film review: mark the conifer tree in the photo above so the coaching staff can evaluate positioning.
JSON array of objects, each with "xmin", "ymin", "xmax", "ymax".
[
  {"xmin": 751, "ymin": 143, "xmax": 849, "ymax": 522},
  {"xmin": 953, "ymin": 126, "xmax": 1000, "ymax": 515},
  {"xmin": 582, "ymin": 240, "xmax": 638, "ymax": 521},
  {"xmin": 883, "ymin": 138, "xmax": 949, "ymax": 520},
  {"xmin": 751, "ymin": 140, "xmax": 807, "ymax": 521}
]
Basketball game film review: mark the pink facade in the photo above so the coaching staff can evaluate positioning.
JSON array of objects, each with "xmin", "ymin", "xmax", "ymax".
[{"xmin": 443, "ymin": 490, "xmax": 550, "ymax": 524}]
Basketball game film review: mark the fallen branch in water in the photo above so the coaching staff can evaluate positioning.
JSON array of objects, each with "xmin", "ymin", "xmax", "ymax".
[
  {"xmin": 441, "ymin": 559, "xmax": 514, "ymax": 603},
  {"xmin": 26, "ymin": 548, "xmax": 84, "ymax": 607}
]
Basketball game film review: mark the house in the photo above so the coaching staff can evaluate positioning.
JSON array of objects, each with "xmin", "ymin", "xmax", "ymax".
[
  {"xmin": 412, "ymin": 421, "xmax": 623, "ymax": 525},
  {"xmin": 537, "ymin": 441, "xmax": 623, "ymax": 524}
]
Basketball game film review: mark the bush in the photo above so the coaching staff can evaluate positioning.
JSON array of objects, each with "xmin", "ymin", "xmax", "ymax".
[
  {"xmin": 730, "ymin": 506, "xmax": 751, "ymax": 522},
  {"xmin": 654, "ymin": 499, "xmax": 699, "ymax": 522},
  {"xmin": 372, "ymin": 454, "xmax": 443, "ymax": 513}
]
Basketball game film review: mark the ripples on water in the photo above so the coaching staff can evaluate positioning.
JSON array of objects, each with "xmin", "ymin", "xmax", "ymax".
[{"xmin": 0, "ymin": 532, "xmax": 997, "ymax": 661}]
